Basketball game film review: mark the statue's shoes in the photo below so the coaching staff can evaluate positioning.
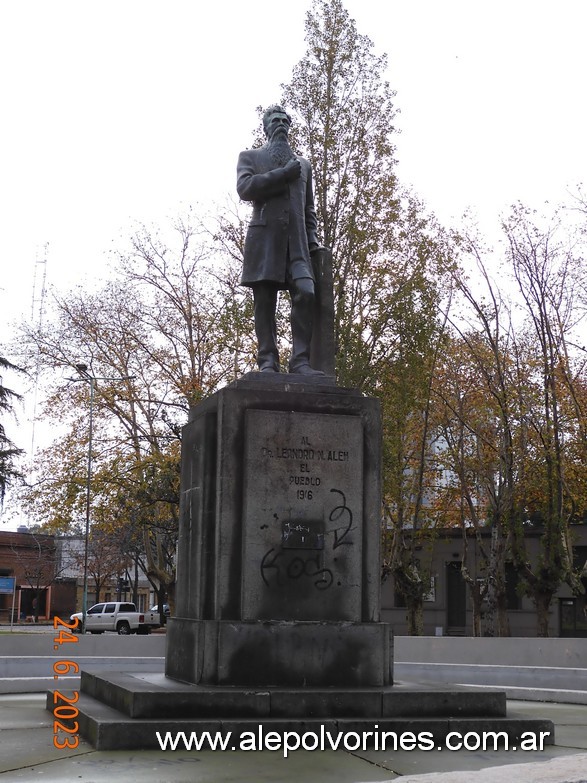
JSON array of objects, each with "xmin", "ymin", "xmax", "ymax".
[{"xmin": 289, "ymin": 364, "xmax": 325, "ymax": 376}]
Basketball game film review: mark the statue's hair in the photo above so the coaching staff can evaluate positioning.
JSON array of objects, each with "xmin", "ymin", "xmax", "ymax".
[{"xmin": 262, "ymin": 104, "xmax": 292, "ymax": 135}]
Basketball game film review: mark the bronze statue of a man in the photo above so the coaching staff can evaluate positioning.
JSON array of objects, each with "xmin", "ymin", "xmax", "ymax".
[{"xmin": 237, "ymin": 105, "xmax": 324, "ymax": 375}]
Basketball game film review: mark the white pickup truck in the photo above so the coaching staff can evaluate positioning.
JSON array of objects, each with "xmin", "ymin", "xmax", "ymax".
[{"xmin": 70, "ymin": 601, "xmax": 161, "ymax": 635}]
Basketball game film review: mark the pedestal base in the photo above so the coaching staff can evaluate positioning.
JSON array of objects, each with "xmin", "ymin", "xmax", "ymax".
[
  {"xmin": 51, "ymin": 669, "xmax": 555, "ymax": 751},
  {"xmin": 165, "ymin": 618, "xmax": 393, "ymax": 687}
]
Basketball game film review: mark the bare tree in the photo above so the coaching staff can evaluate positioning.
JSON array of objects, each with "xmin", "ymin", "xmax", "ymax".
[{"xmin": 504, "ymin": 203, "xmax": 587, "ymax": 634}]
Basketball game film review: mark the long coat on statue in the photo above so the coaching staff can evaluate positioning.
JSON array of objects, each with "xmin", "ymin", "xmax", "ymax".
[{"xmin": 236, "ymin": 145, "xmax": 319, "ymax": 288}]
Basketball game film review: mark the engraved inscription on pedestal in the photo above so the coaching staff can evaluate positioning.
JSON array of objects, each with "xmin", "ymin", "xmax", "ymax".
[{"xmin": 242, "ymin": 410, "xmax": 363, "ymax": 620}]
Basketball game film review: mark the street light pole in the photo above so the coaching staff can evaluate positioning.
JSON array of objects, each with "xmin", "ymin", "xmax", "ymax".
[
  {"xmin": 80, "ymin": 369, "xmax": 94, "ymax": 635},
  {"xmin": 71, "ymin": 363, "xmax": 133, "ymax": 634}
]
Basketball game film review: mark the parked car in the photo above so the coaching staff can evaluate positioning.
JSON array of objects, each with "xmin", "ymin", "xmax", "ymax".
[
  {"xmin": 70, "ymin": 602, "xmax": 161, "ymax": 635},
  {"xmin": 150, "ymin": 604, "xmax": 170, "ymax": 616}
]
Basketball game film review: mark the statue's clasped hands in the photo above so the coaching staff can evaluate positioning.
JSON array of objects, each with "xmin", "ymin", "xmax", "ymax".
[{"xmin": 283, "ymin": 158, "xmax": 302, "ymax": 182}]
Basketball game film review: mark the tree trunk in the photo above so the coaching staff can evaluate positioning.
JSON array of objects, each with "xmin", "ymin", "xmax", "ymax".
[
  {"xmin": 143, "ymin": 528, "xmax": 176, "ymax": 611},
  {"xmin": 496, "ymin": 589, "xmax": 511, "ymax": 637},
  {"xmin": 132, "ymin": 560, "xmax": 139, "ymax": 605},
  {"xmin": 471, "ymin": 589, "xmax": 482, "ymax": 637},
  {"xmin": 407, "ymin": 599, "xmax": 424, "ymax": 635},
  {"xmin": 535, "ymin": 591, "xmax": 552, "ymax": 637}
]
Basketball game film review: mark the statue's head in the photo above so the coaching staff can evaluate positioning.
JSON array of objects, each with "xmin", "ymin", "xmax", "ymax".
[{"xmin": 263, "ymin": 104, "xmax": 292, "ymax": 140}]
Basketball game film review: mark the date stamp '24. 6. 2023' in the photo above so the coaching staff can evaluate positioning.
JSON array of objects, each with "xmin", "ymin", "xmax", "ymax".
[{"xmin": 51, "ymin": 615, "xmax": 81, "ymax": 749}]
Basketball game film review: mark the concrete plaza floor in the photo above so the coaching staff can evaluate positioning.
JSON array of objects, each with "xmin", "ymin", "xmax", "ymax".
[{"xmin": 0, "ymin": 693, "xmax": 586, "ymax": 782}]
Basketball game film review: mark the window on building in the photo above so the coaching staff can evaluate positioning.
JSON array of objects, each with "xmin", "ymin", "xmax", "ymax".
[
  {"xmin": 423, "ymin": 575, "xmax": 436, "ymax": 602},
  {"xmin": 573, "ymin": 546, "xmax": 587, "ymax": 578},
  {"xmin": 560, "ymin": 597, "xmax": 587, "ymax": 637},
  {"xmin": 505, "ymin": 562, "xmax": 522, "ymax": 610}
]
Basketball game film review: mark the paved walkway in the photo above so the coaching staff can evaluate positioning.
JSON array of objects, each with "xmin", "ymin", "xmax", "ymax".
[{"xmin": 0, "ymin": 693, "xmax": 586, "ymax": 781}]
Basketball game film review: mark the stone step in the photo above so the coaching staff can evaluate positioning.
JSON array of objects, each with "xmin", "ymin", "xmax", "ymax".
[
  {"xmin": 48, "ymin": 689, "xmax": 555, "ymax": 751},
  {"xmin": 79, "ymin": 670, "xmax": 509, "ymax": 720}
]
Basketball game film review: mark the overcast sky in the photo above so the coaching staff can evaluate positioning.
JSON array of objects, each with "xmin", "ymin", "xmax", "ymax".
[
  {"xmin": 2, "ymin": 0, "xmax": 586, "ymax": 328},
  {"xmin": 1, "ymin": 0, "xmax": 586, "ymax": 526}
]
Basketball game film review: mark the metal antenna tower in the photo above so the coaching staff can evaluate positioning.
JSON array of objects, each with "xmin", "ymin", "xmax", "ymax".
[{"xmin": 29, "ymin": 243, "xmax": 48, "ymax": 462}]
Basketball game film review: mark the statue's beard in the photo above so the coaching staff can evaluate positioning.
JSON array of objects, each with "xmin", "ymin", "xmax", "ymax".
[{"xmin": 268, "ymin": 133, "xmax": 295, "ymax": 166}]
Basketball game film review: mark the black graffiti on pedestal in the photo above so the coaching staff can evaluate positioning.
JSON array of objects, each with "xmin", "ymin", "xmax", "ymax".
[
  {"xmin": 260, "ymin": 548, "xmax": 333, "ymax": 590},
  {"xmin": 329, "ymin": 488, "xmax": 354, "ymax": 549},
  {"xmin": 259, "ymin": 487, "xmax": 355, "ymax": 592}
]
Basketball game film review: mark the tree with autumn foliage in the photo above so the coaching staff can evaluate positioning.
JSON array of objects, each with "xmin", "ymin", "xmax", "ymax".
[
  {"xmin": 503, "ymin": 203, "xmax": 587, "ymax": 635},
  {"xmin": 377, "ymin": 271, "xmax": 453, "ymax": 635},
  {"xmin": 218, "ymin": 0, "xmax": 456, "ymax": 632},
  {"xmin": 18, "ymin": 213, "xmax": 253, "ymax": 607},
  {"xmin": 433, "ymin": 324, "xmax": 516, "ymax": 637},
  {"xmin": 0, "ymin": 355, "xmax": 24, "ymax": 503},
  {"xmin": 436, "ymin": 204, "xmax": 587, "ymax": 636},
  {"xmin": 433, "ymin": 234, "xmax": 522, "ymax": 637},
  {"xmin": 64, "ymin": 527, "xmax": 131, "ymax": 605},
  {"xmin": 279, "ymin": 0, "xmax": 457, "ymax": 393}
]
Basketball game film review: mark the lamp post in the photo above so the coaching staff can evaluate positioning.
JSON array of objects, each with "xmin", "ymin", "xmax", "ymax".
[{"xmin": 71, "ymin": 364, "xmax": 133, "ymax": 633}]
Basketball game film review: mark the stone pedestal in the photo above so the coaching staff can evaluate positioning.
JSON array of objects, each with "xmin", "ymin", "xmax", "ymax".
[
  {"xmin": 165, "ymin": 373, "xmax": 391, "ymax": 688},
  {"xmin": 55, "ymin": 373, "xmax": 555, "ymax": 749}
]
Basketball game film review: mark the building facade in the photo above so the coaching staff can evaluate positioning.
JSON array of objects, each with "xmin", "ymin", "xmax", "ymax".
[
  {"xmin": 0, "ymin": 528, "xmax": 76, "ymax": 622},
  {"xmin": 381, "ymin": 525, "xmax": 587, "ymax": 637},
  {"xmin": 0, "ymin": 529, "xmax": 156, "ymax": 622}
]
